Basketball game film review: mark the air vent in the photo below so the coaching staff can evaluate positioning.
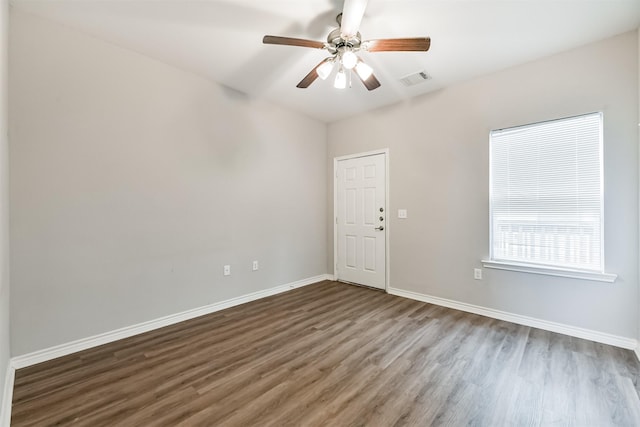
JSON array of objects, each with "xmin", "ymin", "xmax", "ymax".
[{"xmin": 399, "ymin": 71, "xmax": 431, "ymax": 87}]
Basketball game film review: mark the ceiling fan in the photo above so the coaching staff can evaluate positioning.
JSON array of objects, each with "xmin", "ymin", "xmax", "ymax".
[{"xmin": 263, "ymin": 0, "xmax": 431, "ymax": 91}]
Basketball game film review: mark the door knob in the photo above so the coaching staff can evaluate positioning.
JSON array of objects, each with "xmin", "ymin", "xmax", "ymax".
[{"xmin": 375, "ymin": 226, "xmax": 384, "ymax": 231}]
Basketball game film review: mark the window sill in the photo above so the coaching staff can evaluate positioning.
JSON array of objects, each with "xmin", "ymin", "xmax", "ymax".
[{"xmin": 481, "ymin": 260, "xmax": 617, "ymax": 283}]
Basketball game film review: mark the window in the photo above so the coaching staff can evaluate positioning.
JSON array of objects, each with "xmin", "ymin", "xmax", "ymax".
[{"xmin": 484, "ymin": 112, "xmax": 616, "ymax": 282}]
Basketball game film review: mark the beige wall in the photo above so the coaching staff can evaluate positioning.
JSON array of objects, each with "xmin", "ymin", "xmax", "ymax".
[
  {"xmin": 0, "ymin": 0, "xmax": 10, "ymax": 413},
  {"xmin": 9, "ymin": 10, "xmax": 328, "ymax": 355},
  {"xmin": 329, "ymin": 31, "xmax": 639, "ymax": 339}
]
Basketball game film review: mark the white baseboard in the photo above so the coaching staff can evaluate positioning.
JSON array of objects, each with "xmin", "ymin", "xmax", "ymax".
[
  {"xmin": 388, "ymin": 286, "xmax": 638, "ymax": 350},
  {"xmin": 11, "ymin": 274, "xmax": 332, "ymax": 370},
  {"xmin": 0, "ymin": 362, "xmax": 14, "ymax": 427},
  {"xmin": 635, "ymin": 345, "xmax": 640, "ymax": 362}
]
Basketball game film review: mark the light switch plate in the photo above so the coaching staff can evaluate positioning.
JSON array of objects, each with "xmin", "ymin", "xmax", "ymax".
[{"xmin": 398, "ymin": 209, "xmax": 407, "ymax": 219}]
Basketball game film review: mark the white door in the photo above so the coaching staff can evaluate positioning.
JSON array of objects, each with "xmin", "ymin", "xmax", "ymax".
[{"xmin": 336, "ymin": 153, "xmax": 386, "ymax": 290}]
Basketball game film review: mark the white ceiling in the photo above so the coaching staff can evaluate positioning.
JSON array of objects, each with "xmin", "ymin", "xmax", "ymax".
[{"xmin": 11, "ymin": 0, "xmax": 640, "ymax": 123}]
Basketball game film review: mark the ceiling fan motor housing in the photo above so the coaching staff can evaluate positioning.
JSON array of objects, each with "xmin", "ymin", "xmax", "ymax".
[{"xmin": 327, "ymin": 27, "xmax": 362, "ymax": 55}]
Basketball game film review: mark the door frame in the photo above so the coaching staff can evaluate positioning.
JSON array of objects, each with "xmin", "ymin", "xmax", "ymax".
[{"xmin": 333, "ymin": 149, "xmax": 390, "ymax": 292}]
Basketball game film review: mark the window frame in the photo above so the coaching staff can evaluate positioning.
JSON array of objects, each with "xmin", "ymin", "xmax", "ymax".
[{"xmin": 482, "ymin": 112, "xmax": 616, "ymax": 283}]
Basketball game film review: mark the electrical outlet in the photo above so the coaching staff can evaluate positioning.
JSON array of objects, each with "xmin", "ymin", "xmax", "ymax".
[
  {"xmin": 398, "ymin": 209, "xmax": 407, "ymax": 219},
  {"xmin": 252, "ymin": 260, "xmax": 259, "ymax": 271},
  {"xmin": 223, "ymin": 265, "xmax": 231, "ymax": 276},
  {"xmin": 474, "ymin": 268, "xmax": 482, "ymax": 280}
]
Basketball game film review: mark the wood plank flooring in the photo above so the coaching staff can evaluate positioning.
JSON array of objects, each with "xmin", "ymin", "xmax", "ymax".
[{"xmin": 11, "ymin": 281, "xmax": 640, "ymax": 426}]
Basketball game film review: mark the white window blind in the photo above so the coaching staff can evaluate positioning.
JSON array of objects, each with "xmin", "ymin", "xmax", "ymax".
[{"xmin": 489, "ymin": 112, "xmax": 603, "ymax": 272}]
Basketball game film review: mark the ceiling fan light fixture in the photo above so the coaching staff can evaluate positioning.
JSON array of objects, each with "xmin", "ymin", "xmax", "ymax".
[
  {"xmin": 334, "ymin": 67, "xmax": 347, "ymax": 89},
  {"xmin": 355, "ymin": 60, "xmax": 373, "ymax": 80},
  {"xmin": 341, "ymin": 50, "xmax": 358, "ymax": 69},
  {"xmin": 317, "ymin": 59, "xmax": 334, "ymax": 80}
]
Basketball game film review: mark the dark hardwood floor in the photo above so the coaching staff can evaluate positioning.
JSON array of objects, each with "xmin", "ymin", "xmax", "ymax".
[{"xmin": 11, "ymin": 281, "xmax": 640, "ymax": 426}]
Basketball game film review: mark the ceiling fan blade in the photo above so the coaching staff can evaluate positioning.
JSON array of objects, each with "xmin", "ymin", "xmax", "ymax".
[
  {"xmin": 364, "ymin": 37, "xmax": 431, "ymax": 52},
  {"xmin": 340, "ymin": 0, "xmax": 368, "ymax": 39},
  {"xmin": 297, "ymin": 59, "xmax": 332, "ymax": 88},
  {"xmin": 263, "ymin": 35, "xmax": 325, "ymax": 49},
  {"xmin": 357, "ymin": 72, "xmax": 381, "ymax": 91}
]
